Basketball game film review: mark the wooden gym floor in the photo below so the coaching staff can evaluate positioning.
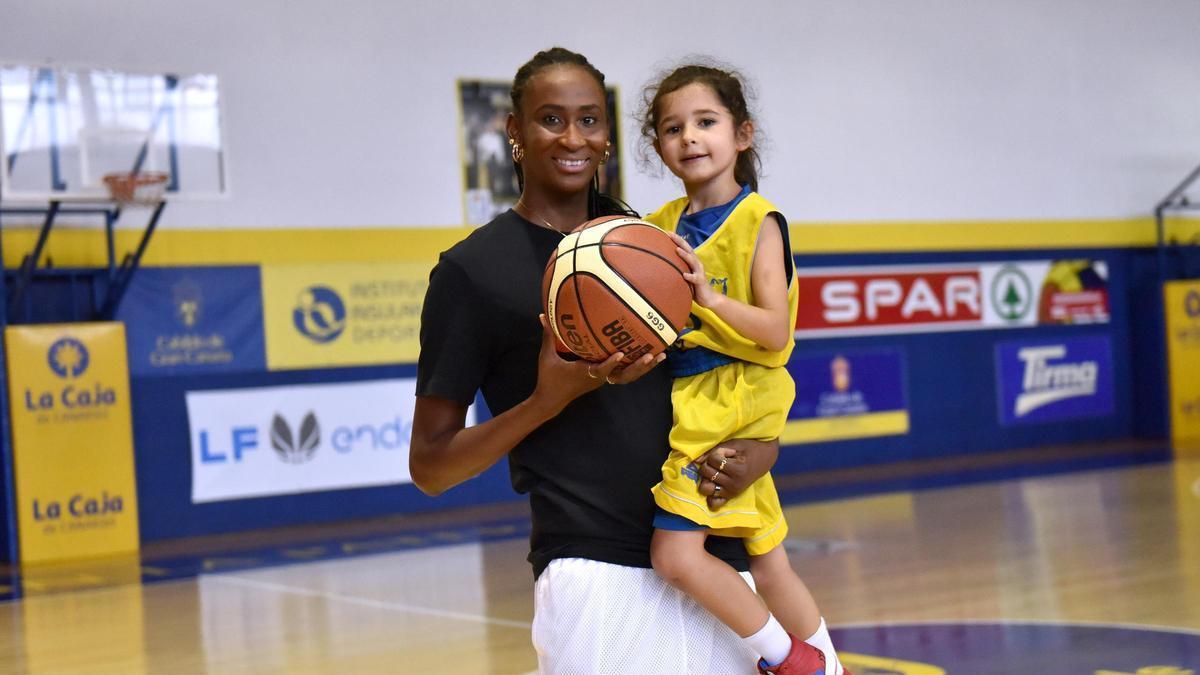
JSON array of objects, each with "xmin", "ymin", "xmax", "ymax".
[{"xmin": 1, "ymin": 448, "xmax": 1198, "ymax": 674}]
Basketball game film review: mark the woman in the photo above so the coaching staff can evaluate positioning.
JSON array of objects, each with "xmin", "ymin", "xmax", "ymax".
[{"xmin": 409, "ymin": 47, "xmax": 778, "ymax": 674}]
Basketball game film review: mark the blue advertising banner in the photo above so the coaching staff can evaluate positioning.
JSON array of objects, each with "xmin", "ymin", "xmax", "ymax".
[
  {"xmin": 782, "ymin": 348, "xmax": 909, "ymax": 444},
  {"xmin": 117, "ymin": 266, "xmax": 266, "ymax": 377},
  {"xmin": 994, "ymin": 335, "xmax": 1114, "ymax": 426}
]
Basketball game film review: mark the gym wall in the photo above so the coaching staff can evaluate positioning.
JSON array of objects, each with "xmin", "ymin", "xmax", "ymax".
[{"xmin": 1, "ymin": 1, "xmax": 1198, "ymax": 552}]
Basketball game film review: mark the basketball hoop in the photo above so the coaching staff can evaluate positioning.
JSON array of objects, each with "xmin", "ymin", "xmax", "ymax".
[{"xmin": 102, "ymin": 171, "xmax": 169, "ymax": 204}]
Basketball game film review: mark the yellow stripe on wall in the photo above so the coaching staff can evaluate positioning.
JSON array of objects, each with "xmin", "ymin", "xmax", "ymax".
[
  {"xmin": 0, "ymin": 227, "xmax": 475, "ymax": 267},
  {"xmin": 780, "ymin": 410, "xmax": 910, "ymax": 445},
  {"xmin": 2, "ymin": 217, "xmax": 1197, "ymax": 267},
  {"xmin": 791, "ymin": 216, "xmax": 1200, "ymax": 253}
]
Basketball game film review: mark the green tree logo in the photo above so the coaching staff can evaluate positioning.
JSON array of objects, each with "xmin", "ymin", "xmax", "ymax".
[{"xmin": 991, "ymin": 266, "xmax": 1032, "ymax": 322}]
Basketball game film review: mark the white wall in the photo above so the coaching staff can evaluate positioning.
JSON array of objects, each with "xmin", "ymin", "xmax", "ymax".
[{"xmin": 3, "ymin": 0, "xmax": 1198, "ymax": 228}]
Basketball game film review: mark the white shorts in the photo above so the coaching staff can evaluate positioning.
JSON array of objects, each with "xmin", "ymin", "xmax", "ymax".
[{"xmin": 532, "ymin": 557, "xmax": 759, "ymax": 674}]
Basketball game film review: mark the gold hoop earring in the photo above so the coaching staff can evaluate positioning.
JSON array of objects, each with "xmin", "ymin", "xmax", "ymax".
[
  {"xmin": 509, "ymin": 137, "xmax": 524, "ymax": 163},
  {"xmin": 600, "ymin": 141, "xmax": 611, "ymax": 165}
]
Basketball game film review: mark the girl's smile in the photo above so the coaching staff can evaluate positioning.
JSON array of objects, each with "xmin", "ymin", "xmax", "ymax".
[{"xmin": 655, "ymin": 82, "xmax": 753, "ymax": 210}]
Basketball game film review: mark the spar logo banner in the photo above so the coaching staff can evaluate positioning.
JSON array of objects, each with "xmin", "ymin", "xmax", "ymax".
[
  {"xmin": 781, "ymin": 348, "xmax": 909, "ymax": 444},
  {"xmin": 794, "ymin": 260, "xmax": 1109, "ymax": 337},
  {"xmin": 187, "ymin": 379, "xmax": 470, "ymax": 502},
  {"xmin": 994, "ymin": 336, "xmax": 1114, "ymax": 426},
  {"xmin": 260, "ymin": 262, "xmax": 431, "ymax": 370},
  {"xmin": 1165, "ymin": 280, "xmax": 1200, "ymax": 451},
  {"xmin": 4, "ymin": 323, "xmax": 140, "ymax": 563},
  {"xmin": 117, "ymin": 266, "xmax": 266, "ymax": 377}
]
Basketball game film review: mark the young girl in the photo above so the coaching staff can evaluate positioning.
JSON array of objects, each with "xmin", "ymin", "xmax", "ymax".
[{"xmin": 641, "ymin": 64, "xmax": 849, "ymax": 675}]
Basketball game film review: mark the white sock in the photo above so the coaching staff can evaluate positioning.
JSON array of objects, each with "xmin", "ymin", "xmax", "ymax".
[
  {"xmin": 803, "ymin": 617, "xmax": 843, "ymax": 675},
  {"xmin": 744, "ymin": 615, "xmax": 792, "ymax": 666}
]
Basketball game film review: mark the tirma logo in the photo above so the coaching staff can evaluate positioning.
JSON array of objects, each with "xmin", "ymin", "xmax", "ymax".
[
  {"xmin": 995, "ymin": 336, "xmax": 1113, "ymax": 426},
  {"xmin": 48, "ymin": 338, "xmax": 89, "ymax": 379},
  {"xmin": 270, "ymin": 412, "xmax": 320, "ymax": 464},
  {"xmin": 293, "ymin": 286, "xmax": 346, "ymax": 343},
  {"xmin": 1014, "ymin": 345, "xmax": 1097, "ymax": 416}
]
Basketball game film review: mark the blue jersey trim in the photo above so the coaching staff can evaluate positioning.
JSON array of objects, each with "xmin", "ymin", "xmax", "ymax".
[
  {"xmin": 667, "ymin": 345, "xmax": 739, "ymax": 378},
  {"xmin": 653, "ymin": 507, "xmax": 707, "ymax": 531},
  {"xmin": 675, "ymin": 184, "xmax": 753, "ymax": 248}
]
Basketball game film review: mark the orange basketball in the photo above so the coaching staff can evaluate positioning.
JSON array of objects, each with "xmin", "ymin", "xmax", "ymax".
[{"xmin": 542, "ymin": 215, "xmax": 693, "ymax": 366}]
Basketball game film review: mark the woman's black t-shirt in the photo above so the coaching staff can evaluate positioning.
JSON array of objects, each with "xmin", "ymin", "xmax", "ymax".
[{"xmin": 416, "ymin": 210, "xmax": 749, "ymax": 577}]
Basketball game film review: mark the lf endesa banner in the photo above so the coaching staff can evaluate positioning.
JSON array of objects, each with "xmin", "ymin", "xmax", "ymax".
[
  {"xmin": 186, "ymin": 379, "xmax": 445, "ymax": 503},
  {"xmin": 4, "ymin": 323, "xmax": 140, "ymax": 564}
]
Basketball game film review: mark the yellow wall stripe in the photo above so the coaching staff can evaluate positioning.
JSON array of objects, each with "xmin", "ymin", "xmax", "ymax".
[
  {"xmin": 793, "ymin": 217, "xmax": 1200, "ymax": 253},
  {"xmin": 2, "ymin": 217, "xmax": 1197, "ymax": 267},
  {"xmin": 780, "ymin": 410, "xmax": 911, "ymax": 445},
  {"xmin": 0, "ymin": 227, "xmax": 474, "ymax": 267}
]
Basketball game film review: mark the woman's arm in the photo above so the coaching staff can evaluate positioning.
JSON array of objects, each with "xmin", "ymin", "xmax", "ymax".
[
  {"xmin": 410, "ymin": 393, "xmax": 551, "ymax": 497},
  {"xmin": 669, "ymin": 214, "xmax": 792, "ymax": 352},
  {"xmin": 410, "ymin": 316, "xmax": 662, "ymax": 495},
  {"xmin": 693, "ymin": 438, "xmax": 779, "ymax": 510}
]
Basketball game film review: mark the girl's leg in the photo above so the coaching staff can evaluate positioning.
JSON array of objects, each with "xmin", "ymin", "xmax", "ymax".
[
  {"xmin": 750, "ymin": 547, "xmax": 847, "ymax": 675},
  {"xmin": 748, "ymin": 546, "xmax": 820, "ymax": 638},
  {"xmin": 650, "ymin": 528, "xmax": 769, "ymax": 636},
  {"xmin": 652, "ymin": 529, "xmax": 829, "ymax": 670}
]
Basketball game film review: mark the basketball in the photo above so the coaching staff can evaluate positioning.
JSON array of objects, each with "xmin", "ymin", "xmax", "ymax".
[{"xmin": 542, "ymin": 215, "xmax": 693, "ymax": 366}]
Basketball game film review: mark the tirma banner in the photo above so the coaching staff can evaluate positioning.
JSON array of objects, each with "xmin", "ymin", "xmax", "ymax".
[{"xmin": 994, "ymin": 335, "xmax": 1114, "ymax": 426}]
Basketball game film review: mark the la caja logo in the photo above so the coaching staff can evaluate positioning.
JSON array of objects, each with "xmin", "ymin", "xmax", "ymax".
[
  {"xmin": 48, "ymin": 337, "xmax": 89, "ymax": 379},
  {"xmin": 24, "ymin": 337, "xmax": 116, "ymax": 415}
]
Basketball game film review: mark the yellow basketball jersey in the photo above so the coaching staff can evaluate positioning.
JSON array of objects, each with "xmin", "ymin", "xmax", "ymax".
[{"xmin": 645, "ymin": 192, "xmax": 799, "ymax": 368}]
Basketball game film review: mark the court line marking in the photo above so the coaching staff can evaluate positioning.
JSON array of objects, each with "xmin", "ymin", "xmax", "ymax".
[
  {"xmin": 209, "ymin": 574, "xmax": 533, "ymax": 630},
  {"xmin": 832, "ymin": 618, "xmax": 1200, "ymax": 637}
]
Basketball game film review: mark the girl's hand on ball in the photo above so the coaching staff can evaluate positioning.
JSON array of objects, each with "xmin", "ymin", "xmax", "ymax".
[{"xmin": 668, "ymin": 232, "xmax": 717, "ymax": 308}]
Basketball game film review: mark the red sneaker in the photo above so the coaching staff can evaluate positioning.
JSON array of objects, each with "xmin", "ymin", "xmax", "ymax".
[{"xmin": 756, "ymin": 633, "xmax": 826, "ymax": 674}]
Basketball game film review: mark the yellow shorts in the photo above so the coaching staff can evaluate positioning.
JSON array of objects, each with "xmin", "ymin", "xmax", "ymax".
[{"xmin": 650, "ymin": 361, "xmax": 794, "ymax": 556}]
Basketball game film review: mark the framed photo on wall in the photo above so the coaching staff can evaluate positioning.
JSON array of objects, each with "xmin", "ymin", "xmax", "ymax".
[{"xmin": 457, "ymin": 79, "xmax": 623, "ymax": 225}]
